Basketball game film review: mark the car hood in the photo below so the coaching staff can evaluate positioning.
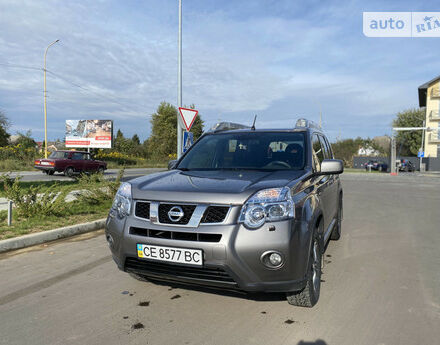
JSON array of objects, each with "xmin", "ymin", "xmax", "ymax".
[{"xmin": 130, "ymin": 169, "xmax": 307, "ymax": 205}]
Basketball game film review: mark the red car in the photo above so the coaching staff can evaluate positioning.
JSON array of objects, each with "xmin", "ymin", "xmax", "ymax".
[{"xmin": 34, "ymin": 150, "xmax": 107, "ymax": 177}]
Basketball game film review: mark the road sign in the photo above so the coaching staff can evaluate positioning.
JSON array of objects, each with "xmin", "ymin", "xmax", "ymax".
[
  {"xmin": 178, "ymin": 107, "xmax": 198, "ymax": 131},
  {"xmin": 418, "ymin": 151, "xmax": 424, "ymax": 158},
  {"xmin": 183, "ymin": 131, "xmax": 194, "ymax": 153}
]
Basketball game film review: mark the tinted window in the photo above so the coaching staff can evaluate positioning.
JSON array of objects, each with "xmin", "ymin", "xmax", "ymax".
[
  {"xmin": 72, "ymin": 153, "xmax": 84, "ymax": 160},
  {"xmin": 312, "ymin": 134, "xmax": 324, "ymax": 172},
  {"xmin": 177, "ymin": 132, "xmax": 306, "ymax": 171}
]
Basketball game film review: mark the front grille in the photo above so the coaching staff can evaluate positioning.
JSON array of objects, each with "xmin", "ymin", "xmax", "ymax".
[
  {"xmin": 135, "ymin": 202, "xmax": 150, "ymax": 219},
  {"xmin": 125, "ymin": 257, "xmax": 237, "ymax": 286},
  {"xmin": 158, "ymin": 204, "xmax": 196, "ymax": 224},
  {"xmin": 130, "ymin": 227, "xmax": 222, "ymax": 242},
  {"xmin": 201, "ymin": 206, "xmax": 229, "ymax": 223}
]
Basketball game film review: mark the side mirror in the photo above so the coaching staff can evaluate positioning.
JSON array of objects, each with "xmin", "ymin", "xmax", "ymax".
[
  {"xmin": 319, "ymin": 159, "xmax": 344, "ymax": 175},
  {"xmin": 168, "ymin": 160, "xmax": 178, "ymax": 170}
]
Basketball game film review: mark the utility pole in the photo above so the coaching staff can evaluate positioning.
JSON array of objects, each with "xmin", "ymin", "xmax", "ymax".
[
  {"xmin": 43, "ymin": 39, "xmax": 59, "ymax": 158},
  {"xmin": 177, "ymin": 0, "xmax": 183, "ymax": 158},
  {"xmin": 420, "ymin": 120, "xmax": 426, "ymax": 171},
  {"xmin": 390, "ymin": 135, "xmax": 396, "ymax": 174}
]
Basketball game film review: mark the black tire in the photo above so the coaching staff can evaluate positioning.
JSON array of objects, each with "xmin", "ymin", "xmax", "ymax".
[
  {"xmin": 331, "ymin": 196, "xmax": 342, "ymax": 240},
  {"xmin": 97, "ymin": 166, "xmax": 105, "ymax": 174},
  {"xmin": 48, "ymin": 170, "xmax": 54, "ymax": 176},
  {"xmin": 65, "ymin": 167, "xmax": 74, "ymax": 177},
  {"xmin": 43, "ymin": 170, "xmax": 49, "ymax": 175},
  {"xmin": 129, "ymin": 272, "xmax": 150, "ymax": 282},
  {"xmin": 286, "ymin": 225, "xmax": 322, "ymax": 307}
]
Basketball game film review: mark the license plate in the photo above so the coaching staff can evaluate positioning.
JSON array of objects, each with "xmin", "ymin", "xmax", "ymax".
[
  {"xmin": 40, "ymin": 162, "xmax": 51, "ymax": 166},
  {"xmin": 137, "ymin": 244, "xmax": 203, "ymax": 266}
]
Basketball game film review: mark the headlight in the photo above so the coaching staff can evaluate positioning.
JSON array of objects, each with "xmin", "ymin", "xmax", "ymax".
[
  {"xmin": 239, "ymin": 187, "xmax": 294, "ymax": 229},
  {"xmin": 111, "ymin": 182, "xmax": 132, "ymax": 218}
]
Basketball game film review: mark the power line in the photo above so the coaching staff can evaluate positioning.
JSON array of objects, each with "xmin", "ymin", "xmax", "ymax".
[
  {"xmin": 0, "ymin": 62, "xmax": 42, "ymax": 71},
  {"xmin": 0, "ymin": 61, "xmax": 150, "ymax": 115}
]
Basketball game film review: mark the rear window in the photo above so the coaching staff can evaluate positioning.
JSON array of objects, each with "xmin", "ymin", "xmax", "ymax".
[{"xmin": 49, "ymin": 151, "xmax": 69, "ymax": 159}]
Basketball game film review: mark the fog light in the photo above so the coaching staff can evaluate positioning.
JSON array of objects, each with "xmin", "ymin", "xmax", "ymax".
[
  {"xmin": 269, "ymin": 253, "xmax": 282, "ymax": 266},
  {"xmin": 261, "ymin": 251, "xmax": 284, "ymax": 269}
]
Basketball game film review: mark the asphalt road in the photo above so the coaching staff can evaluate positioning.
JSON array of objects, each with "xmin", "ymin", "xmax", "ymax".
[
  {"xmin": 0, "ymin": 173, "xmax": 439, "ymax": 345},
  {"xmin": 7, "ymin": 168, "xmax": 165, "ymax": 182}
]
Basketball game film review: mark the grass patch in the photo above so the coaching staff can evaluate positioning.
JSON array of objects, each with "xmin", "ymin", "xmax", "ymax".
[
  {"xmin": 105, "ymin": 159, "xmax": 168, "ymax": 169},
  {"xmin": 0, "ymin": 159, "xmax": 35, "ymax": 172},
  {"xmin": 0, "ymin": 179, "xmax": 79, "ymax": 197},
  {"xmin": 0, "ymin": 201, "xmax": 110, "ymax": 240},
  {"xmin": 0, "ymin": 170, "xmax": 123, "ymax": 240}
]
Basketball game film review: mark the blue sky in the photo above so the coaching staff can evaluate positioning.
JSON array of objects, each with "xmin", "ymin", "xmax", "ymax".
[{"xmin": 0, "ymin": 0, "xmax": 439, "ymax": 142}]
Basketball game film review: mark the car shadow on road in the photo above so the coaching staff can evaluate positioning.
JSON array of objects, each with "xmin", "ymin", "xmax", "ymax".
[
  {"xmin": 146, "ymin": 278, "xmax": 287, "ymax": 302},
  {"xmin": 297, "ymin": 341, "xmax": 327, "ymax": 345}
]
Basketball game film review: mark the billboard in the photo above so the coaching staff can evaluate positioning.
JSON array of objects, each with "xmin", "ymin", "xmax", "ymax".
[{"xmin": 65, "ymin": 120, "xmax": 113, "ymax": 148}]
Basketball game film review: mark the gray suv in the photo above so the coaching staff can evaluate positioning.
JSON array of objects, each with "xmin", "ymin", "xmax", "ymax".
[{"xmin": 106, "ymin": 119, "xmax": 343, "ymax": 307}]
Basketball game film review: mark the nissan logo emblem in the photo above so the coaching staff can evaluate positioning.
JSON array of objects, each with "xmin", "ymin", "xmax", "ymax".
[{"xmin": 168, "ymin": 206, "xmax": 184, "ymax": 222}]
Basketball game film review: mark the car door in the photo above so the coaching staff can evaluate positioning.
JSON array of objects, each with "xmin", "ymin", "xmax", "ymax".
[
  {"xmin": 84, "ymin": 153, "xmax": 99, "ymax": 172},
  {"xmin": 320, "ymin": 135, "xmax": 339, "ymax": 222},
  {"xmin": 71, "ymin": 152, "xmax": 84, "ymax": 172},
  {"xmin": 311, "ymin": 134, "xmax": 332, "ymax": 233}
]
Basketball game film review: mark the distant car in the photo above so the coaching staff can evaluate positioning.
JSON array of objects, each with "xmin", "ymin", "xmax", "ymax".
[
  {"xmin": 399, "ymin": 159, "xmax": 415, "ymax": 172},
  {"xmin": 34, "ymin": 150, "xmax": 107, "ymax": 177},
  {"xmin": 364, "ymin": 160, "xmax": 388, "ymax": 172}
]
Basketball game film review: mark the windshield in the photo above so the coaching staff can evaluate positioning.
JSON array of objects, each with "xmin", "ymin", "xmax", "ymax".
[
  {"xmin": 177, "ymin": 132, "xmax": 306, "ymax": 171},
  {"xmin": 49, "ymin": 151, "xmax": 69, "ymax": 159}
]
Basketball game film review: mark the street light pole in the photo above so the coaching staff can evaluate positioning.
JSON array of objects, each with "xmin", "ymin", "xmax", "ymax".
[
  {"xmin": 43, "ymin": 39, "xmax": 59, "ymax": 158},
  {"xmin": 177, "ymin": 0, "xmax": 183, "ymax": 158}
]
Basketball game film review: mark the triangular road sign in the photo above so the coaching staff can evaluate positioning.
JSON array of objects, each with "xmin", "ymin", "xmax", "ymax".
[{"xmin": 178, "ymin": 107, "xmax": 198, "ymax": 131}]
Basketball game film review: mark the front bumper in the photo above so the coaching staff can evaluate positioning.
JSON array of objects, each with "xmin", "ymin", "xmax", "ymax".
[{"xmin": 105, "ymin": 206, "xmax": 311, "ymax": 293}]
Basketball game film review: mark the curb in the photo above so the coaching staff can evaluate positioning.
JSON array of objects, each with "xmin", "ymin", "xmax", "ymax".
[{"xmin": 0, "ymin": 218, "xmax": 107, "ymax": 253}]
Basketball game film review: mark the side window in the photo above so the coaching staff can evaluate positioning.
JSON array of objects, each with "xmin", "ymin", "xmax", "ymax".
[
  {"xmin": 72, "ymin": 153, "xmax": 83, "ymax": 160},
  {"xmin": 319, "ymin": 135, "xmax": 330, "ymax": 159},
  {"xmin": 312, "ymin": 134, "xmax": 324, "ymax": 172},
  {"xmin": 322, "ymin": 136, "xmax": 333, "ymax": 159},
  {"xmin": 84, "ymin": 154, "xmax": 91, "ymax": 160}
]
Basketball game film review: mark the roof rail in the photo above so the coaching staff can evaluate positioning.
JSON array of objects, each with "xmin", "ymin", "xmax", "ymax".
[
  {"xmin": 295, "ymin": 118, "xmax": 321, "ymax": 130},
  {"xmin": 209, "ymin": 122, "xmax": 251, "ymax": 133}
]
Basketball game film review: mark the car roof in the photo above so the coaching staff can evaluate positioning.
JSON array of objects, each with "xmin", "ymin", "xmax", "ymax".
[{"xmin": 207, "ymin": 127, "xmax": 324, "ymax": 136}]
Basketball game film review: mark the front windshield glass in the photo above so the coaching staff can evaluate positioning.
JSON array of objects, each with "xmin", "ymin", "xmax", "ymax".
[{"xmin": 177, "ymin": 132, "xmax": 306, "ymax": 171}]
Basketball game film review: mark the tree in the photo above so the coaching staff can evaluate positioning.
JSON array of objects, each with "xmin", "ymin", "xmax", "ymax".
[
  {"xmin": 392, "ymin": 108, "xmax": 425, "ymax": 156},
  {"xmin": 332, "ymin": 137, "xmax": 365, "ymax": 167},
  {"xmin": 147, "ymin": 102, "xmax": 204, "ymax": 158},
  {"xmin": 132, "ymin": 134, "xmax": 140, "ymax": 146},
  {"xmin": 0, "ymin": 111, "xmax": 10, "ymax": 146},
  {"xmin": 16, "ymin": 130, "xmax": 36, "ymax": 149}
]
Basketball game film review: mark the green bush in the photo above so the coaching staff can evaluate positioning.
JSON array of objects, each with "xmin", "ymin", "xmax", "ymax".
[
  {"xmin": 1, "ymin": 175, "xmax": 67, "ymax": 217},
  {"xmin": 75, "ymin": 168, "xmax": 123, "ymax": 205}
]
